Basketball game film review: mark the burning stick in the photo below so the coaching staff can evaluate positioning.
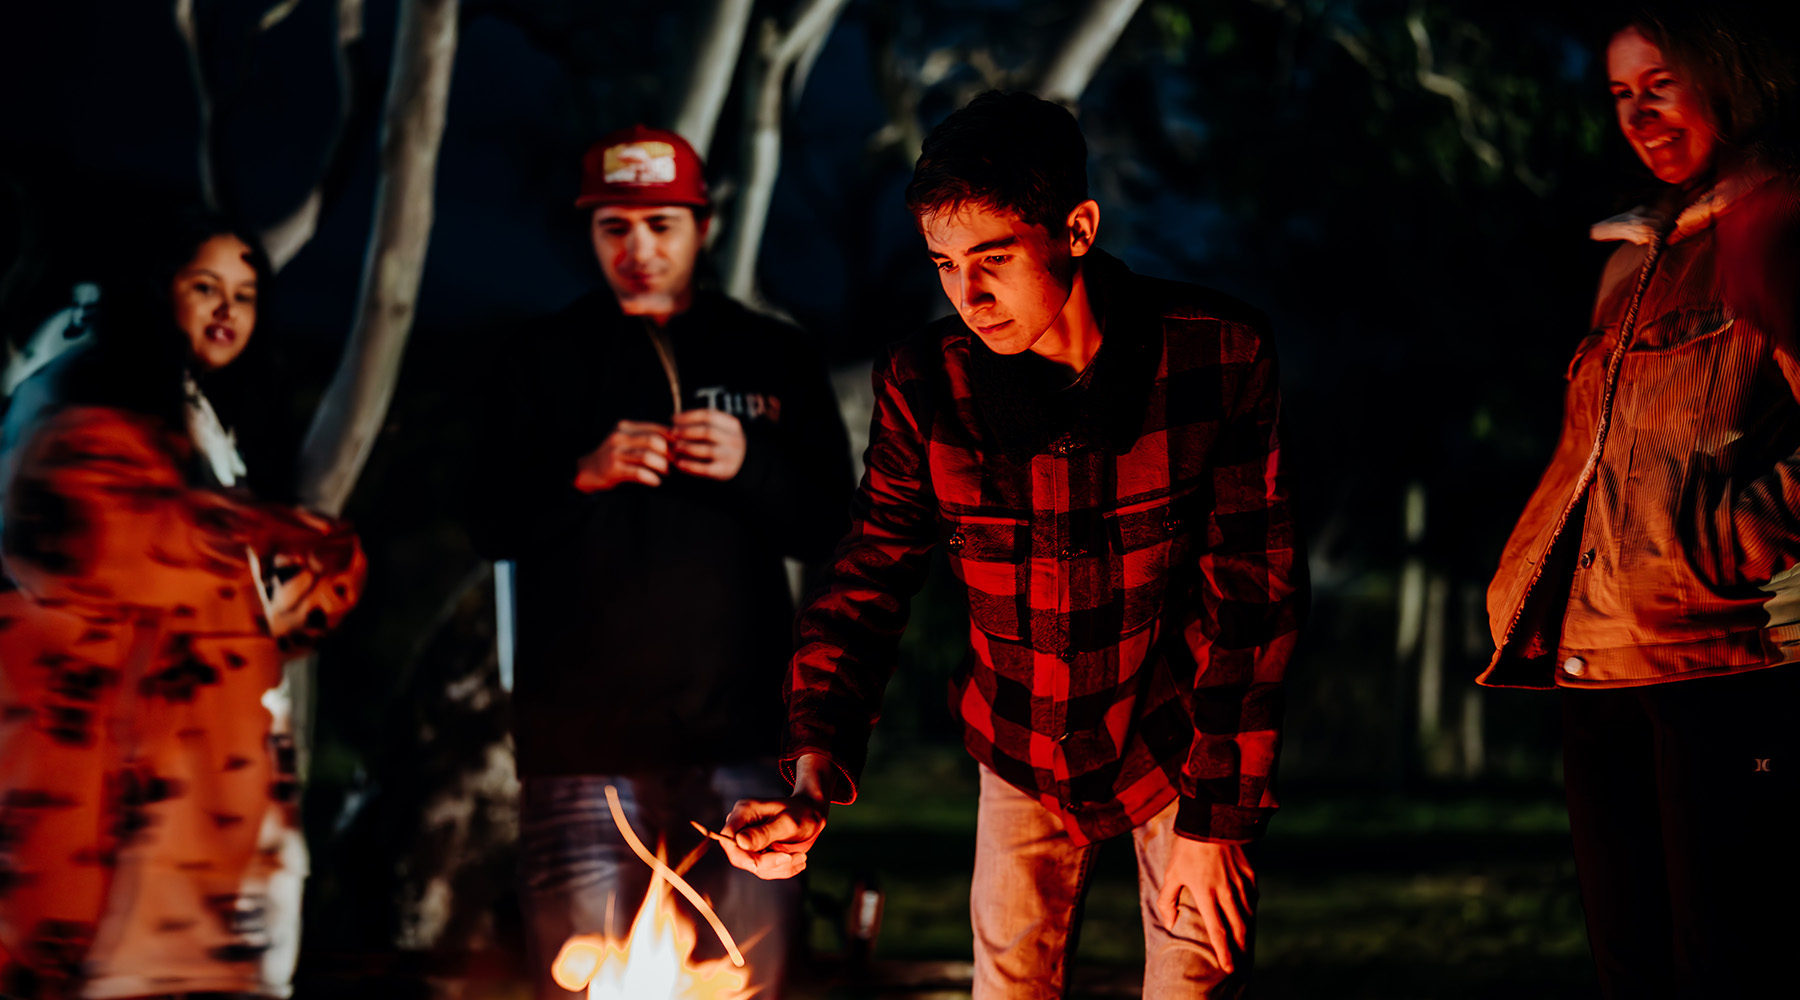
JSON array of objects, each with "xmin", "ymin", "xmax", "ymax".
[{"xmin": 604, "ymin": 784, "xmax": 746, "ymax": 968}]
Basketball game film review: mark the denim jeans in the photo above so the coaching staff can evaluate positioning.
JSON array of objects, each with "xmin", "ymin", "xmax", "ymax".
[
  {"xmin": 518, "ymin": 765, "xmax": 799, "ymax": 1000},
  {"xmin": 970, "ymin": 765, "xmax": 1251, "ymax": 999}
]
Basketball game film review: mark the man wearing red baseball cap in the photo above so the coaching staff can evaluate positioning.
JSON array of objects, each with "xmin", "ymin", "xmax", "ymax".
[{"xmin": 467, "ymin": 125, "xmax": 854, "ymax": 999}]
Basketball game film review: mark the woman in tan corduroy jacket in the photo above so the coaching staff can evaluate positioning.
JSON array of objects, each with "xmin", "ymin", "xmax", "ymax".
[{"xmin": 1482, "ymin": 3, "xmax": 1800, "ymax": 995}]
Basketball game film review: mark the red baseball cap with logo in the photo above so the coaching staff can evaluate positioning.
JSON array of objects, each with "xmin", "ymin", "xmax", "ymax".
[{"xmin": 575, "ymin": 125, "xmax": 709, "ymax": 210}]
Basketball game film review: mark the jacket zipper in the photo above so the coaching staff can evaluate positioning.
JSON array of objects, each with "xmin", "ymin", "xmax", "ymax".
[
  {"xmin": 1496, "ymin": 234, "xmax": 1666, "ymax": 656},
  {"xmin": 642, "ymin": 318, "xmax": 683, "ymax": 421}
]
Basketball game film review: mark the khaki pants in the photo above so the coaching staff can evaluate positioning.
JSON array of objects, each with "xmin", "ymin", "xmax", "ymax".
[{"xmin": 970, "ymin": 765, "xmax": 1251, "ymax": 999}]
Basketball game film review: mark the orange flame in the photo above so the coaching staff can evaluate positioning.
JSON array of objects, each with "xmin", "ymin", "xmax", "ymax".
[{"xmin": 551, "ymin": 876, "xmax": 751, "ymax": 1000}]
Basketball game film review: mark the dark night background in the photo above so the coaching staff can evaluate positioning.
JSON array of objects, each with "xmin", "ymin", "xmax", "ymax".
[{"xmin": 1, "ymin": 0, "xmax": 1659, "ymax": 996}]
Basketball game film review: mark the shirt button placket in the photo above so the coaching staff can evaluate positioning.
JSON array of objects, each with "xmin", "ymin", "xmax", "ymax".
[{"xmin": 1049, "ymin": 442, "xmax": 1072, "ymax": 756}]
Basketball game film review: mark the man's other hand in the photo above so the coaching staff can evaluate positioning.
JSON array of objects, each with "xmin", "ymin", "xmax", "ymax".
[
  {"xmin": 718, "ymin": 796, "xmax": 827, "ymax": 880},
  {"xmin": 671, "ymin": 408, "xmax": 746, "ymax": 481},
  {"xmin": 574, "ymin": 421, "xmax": 671, "ymax": 491},
  {"xmin": 1158, "ymin": 838, "xmax": 1255, "ymax": 973}
]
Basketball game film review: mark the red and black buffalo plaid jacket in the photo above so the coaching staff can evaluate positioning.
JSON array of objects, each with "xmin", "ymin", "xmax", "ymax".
[{"xmin": 784, "ymin": 252, "xmax": 1306, "ymax": 844}]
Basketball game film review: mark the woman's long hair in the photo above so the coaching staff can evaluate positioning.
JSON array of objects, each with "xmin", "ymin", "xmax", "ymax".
[
  {"xmin": 64, "ymin": 208, "xmax": 296, "ymax": 495},
  {"xmin": 1626, "ymin": 1, "xmax": 1800, "ymax": 177}
]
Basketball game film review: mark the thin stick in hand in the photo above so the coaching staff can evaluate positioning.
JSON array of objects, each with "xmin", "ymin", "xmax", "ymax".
[{"xmin": 689, "ymin": 819, "xmax": 734, "ymax": 845}]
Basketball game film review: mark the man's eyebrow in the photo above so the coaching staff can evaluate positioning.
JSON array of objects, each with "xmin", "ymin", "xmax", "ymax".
[
  {"xmin": 964, "ymin": 236, "xmax": 1018, "ymax": 255},
  {"xmin": 928, "ymin": 235, "xmax": 1020, "ymax": 259}
]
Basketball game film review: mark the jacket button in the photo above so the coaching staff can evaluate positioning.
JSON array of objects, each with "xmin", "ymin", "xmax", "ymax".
[
  {"xmin": 1053, "ymin": 438, "xmax": 1074, "ymax": 456},
  {"xmin": 1563, "ymin": 656, "xmax": 1586, "ymax": 677},
  {"xmin": 946, "ymin": 532, "xmax": 964, "ymax": 553},
  {"xmin": 1060, "ymin": 646, "xmax": 1077, "ymax": 661},
  {"xmin": 1578, "ymin": 549, "xmax": 1594, "ymax": 569},
  {"xmin": 1162, "ymin": 516, "xmax": 1182, "ymax": 534},
  {"xmin": 1065, "ymin": 801, "xmax": 1084, "ymax": 813}
]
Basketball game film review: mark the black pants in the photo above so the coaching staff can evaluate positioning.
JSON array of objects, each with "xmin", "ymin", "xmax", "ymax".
[{"xmin": 1562, "ymin": 667, "xmax": 1799, "ymax": 999}]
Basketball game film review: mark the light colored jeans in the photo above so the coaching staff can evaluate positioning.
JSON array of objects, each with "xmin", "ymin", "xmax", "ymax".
[
  {"xmin": 518, "ymin": 765, "xmax": 799, "ymax": 1000},
  {"xmin": 971, "ymin": 765, "xmax": 1252, "ymax": 999}
]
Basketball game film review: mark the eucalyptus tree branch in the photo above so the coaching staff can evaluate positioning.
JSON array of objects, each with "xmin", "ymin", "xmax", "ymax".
[
  {"xmin": 672, "ymin": 0, "xmax": 755, "ymax": 157},
  {"xmin": 722, "ymin": 0, "xmax": 851, "ymax": 303},
  {"xmin": 258, "ymin": 0, "xmax": 305, "ymax": 32},
  {"xmin": 173, "ymin": 0, "xmax": 221, "ymax": 210},
  {"xmin": 263, "ymin": 0, "xmax": 370, "ymax": 270},
  {"xmin": 296, "ymin": 0, "xmax": 458, "ymax": 516},
  {"xmin": 1407, "ymin": 12, "xmax": 1502, "ymax": 172},
  {"xmin": 1037, "ymin": 0, "xmax": 1146, "ymax": 106},
  {"xmin": 1247, "ymin": 0, "xmax": 1385, "ymax": 79}
]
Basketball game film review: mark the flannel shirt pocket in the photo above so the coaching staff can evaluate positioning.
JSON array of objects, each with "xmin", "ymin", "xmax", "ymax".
[
  {"xmin": 1104, "ymin": 486, "xmax": 1201, "ymax": 636},
  {"xmin": 943, "ymin": 513, "xmax": 1031, "ymax": 641}
]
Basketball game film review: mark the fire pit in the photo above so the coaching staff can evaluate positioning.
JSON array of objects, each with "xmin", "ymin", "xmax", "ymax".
[{"xmin": 549, "ymin": 785, "xmax": 751, "ymax": 999}]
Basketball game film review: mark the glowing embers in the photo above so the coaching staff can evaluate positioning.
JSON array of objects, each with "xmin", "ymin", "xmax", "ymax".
[
  {"xmin": 549, "ymin": 784, "xmax": 750, "ymax": 999},
  {"xmin": 550, "ymin": 877, "xmax": 749, "ymax": 1000}
]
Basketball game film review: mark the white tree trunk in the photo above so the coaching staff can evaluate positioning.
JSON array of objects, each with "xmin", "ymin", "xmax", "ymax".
[
  {"xmin": 722, "ymin": 0, "xmax": 850, "ymax": 303},
  {"xmin": 672, "ymin": 0, "xmax": 755, "ymax": 157},
  {"xmin": 296, "ymin": 0, "xmax": 459, "ymax": 517},
  {"xmin": 1037, "ymin": 0, "xmax": 1145, "ymax": 105}
]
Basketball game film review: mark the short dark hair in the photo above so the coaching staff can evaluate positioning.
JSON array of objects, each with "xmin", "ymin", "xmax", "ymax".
[
  {"xmin": 905, "ymin": 91, "xmax": 1089, "ymax": 230},
  {"xmin": 1626, "ymin": 1, "xmax": 1800, "ymax": 170}
]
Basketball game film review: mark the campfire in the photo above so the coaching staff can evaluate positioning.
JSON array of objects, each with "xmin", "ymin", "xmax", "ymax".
[{"xmin": 550, "ymin": 786, "xmax": 752, "ymax": 1000}]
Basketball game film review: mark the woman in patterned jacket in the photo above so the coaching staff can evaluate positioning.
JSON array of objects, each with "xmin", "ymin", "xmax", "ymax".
[{"xmin": 0, "ymin": 212, "xmax": 364, "ymax": 998}]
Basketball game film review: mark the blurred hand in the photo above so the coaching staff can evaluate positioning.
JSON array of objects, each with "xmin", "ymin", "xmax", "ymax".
[
  {"xmin": 575, "ymin": 420, "xmax": 671, "ymax": 491},
  {"xmin": 671, "ymin": 408, "xmax": 746, "ymax": 481},
  {"xmin": 264, "ymin": 553, "xmax": 318, "ymax": 638},
  {"xmin": 1158, "ymin": 838, "xmax": 1255, "ymax": 974}
]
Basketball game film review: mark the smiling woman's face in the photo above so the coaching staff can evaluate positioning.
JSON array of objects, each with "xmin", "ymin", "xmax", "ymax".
[
  {"xmin": 1608, "ymin": 26, "xmax": 1719, "ymax": 188},
  {"xmin": 170, "ymin": 234, "xmax": 258, "ymax": 372}
]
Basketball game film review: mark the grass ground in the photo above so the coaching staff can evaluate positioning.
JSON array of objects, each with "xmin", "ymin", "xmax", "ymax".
[
  {"xmin": 789, "ymin": 748, "xmax": 1595, "ymax": 999},
  {"xmin": 298, "ymin": 747, "xmax": 1597, "ymax": 999}
]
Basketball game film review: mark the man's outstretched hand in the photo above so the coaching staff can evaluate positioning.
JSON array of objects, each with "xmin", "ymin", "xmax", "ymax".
[
  {"xmin": 719, "ymin": 754, "xmax": 836, "ymax": 880},
  {"xmin": 1158, "ymin": 838, "xmax": 1256, "ymax": 973},
  {"xmin": 718, "ymin": 797, "xmax": 827, "ymax": 879}
]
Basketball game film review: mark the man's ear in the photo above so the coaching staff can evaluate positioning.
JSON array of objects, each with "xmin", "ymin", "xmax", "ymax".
[
  {"xmin": 696, "ymin": 211, "xmax": 712, "ymax": 241},
  {"xmin": 1066, "ymin": 200, "xmax": 1100, "ymax": 257}
]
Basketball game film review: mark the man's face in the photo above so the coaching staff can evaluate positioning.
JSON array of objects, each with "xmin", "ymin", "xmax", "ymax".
[
  {"xmin": 922, "ymin": 203, "xmax": 1078, "ymax": 355},
  {"xmin": 591, "ymin": 204, "xmax": 705, "ymax": 318}
]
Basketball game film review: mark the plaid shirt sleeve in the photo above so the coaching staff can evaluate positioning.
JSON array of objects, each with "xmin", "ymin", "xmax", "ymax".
[
  {"xmin": 1173, "ymin": 330, "xmax": 1306, "ymax": 843},
  {"xmin": 781, "ymin": 344, "xmax": 936, "ymax": 801}
]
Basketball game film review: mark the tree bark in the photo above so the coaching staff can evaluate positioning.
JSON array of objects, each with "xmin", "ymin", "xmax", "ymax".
[
  {"xmin": 172, "ymin": 0, "xmax": 220, "ymax": 210},
  {"xmin": 722, "ymin": 0, "xmax": 850, "ymax": 303},
  {"xmin": 1036, "ymin": 0, "xmax": 1145, "ymax": 105},
  {"xmin": 296, "ymin": 0, "xmax": 458, "ymax": 517},
  {"xmin": 672, "ymin": 0, "xmax": 756, "ymax": 157},
  {"xmin": 263, "ymin": 0, "xmax": 369, "ymax": 271}
]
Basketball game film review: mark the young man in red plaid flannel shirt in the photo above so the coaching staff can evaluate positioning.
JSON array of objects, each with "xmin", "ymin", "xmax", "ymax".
[{"xmin": 721, "ymin": 91, "xmax": 1306, "ymax": 997}]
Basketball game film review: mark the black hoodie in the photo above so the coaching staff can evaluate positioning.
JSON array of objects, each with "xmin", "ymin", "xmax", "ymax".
[{"xmin": 467, "ymin": 288, "xmax": 854, "ymax": 776}]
